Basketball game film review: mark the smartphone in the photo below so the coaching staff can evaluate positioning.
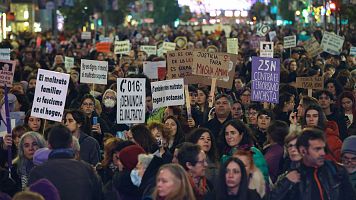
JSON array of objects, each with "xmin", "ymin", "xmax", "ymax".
[
  {"xmin": 93, "ymin": 117, "xmax": 98, "ymax": 125},
  {"xmin": 116, "ymin": 131, "xmax": 126, "ymax": 140}
]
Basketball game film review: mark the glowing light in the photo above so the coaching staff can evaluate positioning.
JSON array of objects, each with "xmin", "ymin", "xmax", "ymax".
[
  {"xmin": 241, "ymin": 11, "xmax": 248, "ymax": 17},
  {"xmin": 24, "ymin": 22, "xmax": 29, "ymax": 26},
  {"xmin": 225, "ymin": 10, "xmax": 233, "ymax": 17},
  {"xmin": 24, "ymin": 11, "xmax": 29, "ymax": 19},
  {"xmin": 329, "ymin": 3, "xmax": 336, "ymax": 10},
  {"xmin": 295, "ymin": 10, "xmax": 301, "ymax": 16},
  {"xmin": 234, "ymin": 10, "xmax": 240, "ymax": 17}
]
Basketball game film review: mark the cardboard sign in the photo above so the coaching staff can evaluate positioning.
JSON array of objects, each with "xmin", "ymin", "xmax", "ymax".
[
  {"xmin": 151, "ymin": 79, "xmax": 185, "ymax": 110},
  {"xmin": 80, "ymin": 59, "xmax": 108, "ymax": 85},
  {"xmin": 0, "ymin": 60, "xmax": 16, "ymax": 87},
  {"xmin": 251, "ymin": 56, "xmax": 280, "ymax": 104},
  {"xmin": 114, "ymin": 40, "xmax": 130, "ymax": 55},
  {"xmin": 260, "ymin": 42, "xmax": 274, "ymax": 58},
  {"xmin": 96, "ymin": 42, "xmax": 111, "ymax": 53},
  {"xmin": 163, "ymin": 42, "xmax": 176, "ymax": 53},
  {"xmin": 250, "ymin": 35, "xmax": 265, "ymax": 49},
  {"xmin": 166, "ymin": 50, "xmax": 193, "ymax": 79},
  {"xmin": 31, "ymin": 69, "xmax": 70, "ymax": 122},
  {"xmin": 296, "ymin": 77, "xmax": 324, "ymax": 90},
  {"xmin": 143, "ymin": 61, "xmax": 166, "ymax": 80},
  {"xmin": 321, "ymin": 31, "xmax": 345, "ymax": 55},
  {"xmin": 140, "ymin": 45, "xmax": 157, "ymax": 56},
  {"xmin": 269, "ymin": 31, "xmax": 277, "ymax": 41},
  {"xmin": 256, "ymin": 24, "xmax": 270, "ymax": 37},
  {"xmin": 350, "ymin": 47, "xmax": 356, "ymax": 56},
  {"xmin": 284, "ymin": 35, "xmax": 296, "ymax": 49},
  {"xmin": 192, "ymin": 51, "xmax": 232, "ymax": 79},
  {"xmin": 117, "ymin": 78, "xmax": 146, "ymax": 124},
  {"xmin": 0, "ymin": 49, "xmax": 10, "ymax": 60},
  {"xmin": 175, "ymin": 36, "xmax": 188, "ymax": 50},
  {"xmin": 65, "ymin": 56, "xmax": 74, "ymax": 72},
  {"xmin": 303, "ymin": 37, "xmax": 323, "ymax": 58},
  {"xmin": 227, "ymin": 38, "xmax": 238, "ymax": 54},
  {"xmin": 157, "ymin": 47, "xmax": 164, "ymax": 57},
  {"xmin": 81, "ymin": 32, "xmax": 91, "ymax": 40}
]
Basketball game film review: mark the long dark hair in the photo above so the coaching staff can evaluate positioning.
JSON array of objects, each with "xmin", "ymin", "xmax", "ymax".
[
  {"xmin": 164, "ymin": 116, "xmax": 185, "ymax": 150},
  {"xmin": 215, "ymin": 157, "xmax": 249, "ymax": 199},
  {"xmin": 187, "ymin": 128, "xmax": 218, "ymax": 163},
  {"xmin": 302, "ymin": 104, "xmax": 327, "ymax": 129},
  {"xmin": 64, "ymin": 109, "xmax": 91, "ymax": 134},
  {"xmin": 130, "ymin": 124, "xmax": 157, "ymax": 153}
]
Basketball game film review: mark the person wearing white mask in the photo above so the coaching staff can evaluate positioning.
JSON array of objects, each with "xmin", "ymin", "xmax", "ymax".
[{"xmin": 101, "ymin": 89, "xmax": 119, "ymax": 131}]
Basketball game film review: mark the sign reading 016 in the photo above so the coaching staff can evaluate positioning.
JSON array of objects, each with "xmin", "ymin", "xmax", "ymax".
[{"xmin": 120, "ymin": 79, "xmax": 143, "ymax": 93}]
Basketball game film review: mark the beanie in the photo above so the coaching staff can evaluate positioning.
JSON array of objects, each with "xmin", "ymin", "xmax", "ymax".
[
  {"xmin": 119, "ymin": 145, "xmax": 145, "ymax": 171},
  {"xmin": 33, "ymin": 148, "xmax": 52, "ymax": 166},
  {"xmin": 29, "ymin": 179, "xmax": 60, "ymax": 200},
  {"xmin": 341, "ymin": 135, "xmax": 356, "ymax": 155}
]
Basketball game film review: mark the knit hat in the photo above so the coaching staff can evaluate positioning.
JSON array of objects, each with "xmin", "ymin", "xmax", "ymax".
[
  {"xmin": 29, "ymin": 179, "xmax": 60, "ymax": 200},
  {"xmin": 341, "ymin": 135, "xmax": 356, "ymax": 155},
  {"xmin": 33, "ymin": 148, "xmax": 52, "ymax": 166},
  {"xmin": 119, "ymin": 145, "xmax": 145, "ymax": 171}
]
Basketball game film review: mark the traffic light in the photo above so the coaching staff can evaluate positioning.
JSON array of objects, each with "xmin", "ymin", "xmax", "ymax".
[{"xmin": 329, "ymin": 2, "xmax": 336, "ymax": 11}]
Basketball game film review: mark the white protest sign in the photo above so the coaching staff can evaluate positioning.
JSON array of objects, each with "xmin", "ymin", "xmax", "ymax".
[
  {"xmin": 117, "ymin": 78, "xmax": 146, "ymax": 124},
  {"xmin": 350, "ymin": 47, "xmax": 356, "ymax": 56},
  {"xmin": 0, "ymin": 49, "xmax": 10, "ymax": 60},
  {"xmin": 256, "ymin": 24, "xmax": 270, "ymax": 37},
  {"xmin": 0, "ymin": 60, "xmax": 16, "ymax": 87},
  {"xmin": 65, "ymin": 56, "xmax": 74, "ymax": 72},
  {"xmin": 162, "ymin": 42, "xmax": 176, "ymax": 53},
  {"xmin": 143, "ymin": 61, "xmax": 166, "ymax": 79},
  {"xmin": 321, "ymin": 31, "xmax": 345, "ymax": 55},
  {"xmin": 303, "ymin": 37, "xmax": 323, "ymax": 58},
  {"xmin": 269, "ymin": 31, "xmax": 277, "ymax": 41},
  {"xmin": 284, "ymin": 35, "xmax": 296, "ymax": 49},
  {"xmin": 151, "ymin": 79, "xmax": 185, "ymax": 110},
  {"xmin": 31, "ymin": 69, "xmax": 69, "ymax": 122},
  {"xmin": 81, "ymin": 32, "xmax": 91, "ymax": 40},
  {"xmin": 260, "ymin": 42, "xmax": 274, "ymax": 58},
  {"xmin": 114, "ymin": 40, "xmax": 130, "ymax": 55},
  {"xmin": 80, "ymin": 59, "xmax": 108, "ymax": 85},
  {"xmin": 140, "ymin": 45, "xmax": 157, "ymax": 56},
  {"xmin": 157, "ymin": 47, "xmax": 164, "ymax": 57},
  {"xmin": 227, "ymin": 38, "xmax": 238, "ymax": 54}
]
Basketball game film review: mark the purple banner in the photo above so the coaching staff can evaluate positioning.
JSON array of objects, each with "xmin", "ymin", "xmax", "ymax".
[{"xmin": 251, "ymin": 56, "xmax": 280, "ymax": 104}]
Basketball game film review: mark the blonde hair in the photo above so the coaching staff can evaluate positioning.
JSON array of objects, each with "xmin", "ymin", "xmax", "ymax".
[
  {"xmin": 13, "ymin": 191, "xmax": 45, "ymax": 200},
  {"xmin": 152, "ymin": 164, "xmax": 196, "ymax": 200}
]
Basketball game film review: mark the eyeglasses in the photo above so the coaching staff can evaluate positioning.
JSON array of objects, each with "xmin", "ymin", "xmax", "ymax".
[
  {"xmin": 341, "ymin": 156, "xmax": 356, "ymax": 164},
  {"xmin": 82, "ymin": 102, "xmax": 94, "ymax": 107}
]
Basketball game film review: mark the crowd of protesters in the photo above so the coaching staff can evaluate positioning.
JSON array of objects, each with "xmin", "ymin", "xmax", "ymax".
[{"xmin": 0, "ymin": 23, "xmax": 356, "ymax": 200}]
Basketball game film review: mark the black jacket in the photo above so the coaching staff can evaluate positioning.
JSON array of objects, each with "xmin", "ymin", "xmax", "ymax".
[{"xmin": 268, "ymin": 161, "xmax": 356, "ymax": 200}]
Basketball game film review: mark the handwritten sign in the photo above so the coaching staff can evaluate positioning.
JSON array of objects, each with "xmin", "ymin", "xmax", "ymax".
[
  {"xmin": 31, "ymin": 69, "xmax": 69, "ymax": 122},
  {"xmin": 80, "ymin": 59, "xmax": 108, "ymax": 85},
  {"xmin": 269, "ymin": 31, "xmax": 277, "ymax": 41},
  {"xmin": 162, "ymin": 42, "xmax": 176, "ymax": 54},
  {"xmin": 251, "ymin": 56, "xmax": 280, "ymax": 103},
  {"xmin": 143, "ymin": 61, "xmax": 166, "ymax": 80},
  {"xmin": 192, "ymin": 51, "xmax": 232, "ymax": 79},
  {"xmin": 260, "ymin": 42, "xmax": 274, "ymax": 58},
  {"xmin": 151, "ymin": 79, "xmax": 185, "ymax": 110},
  {"xmin": 166, "ymin": 50, "xmax": 193, "ymax": 79},
  {"xmin": 64, "ymin": 57, "xmax": 74, "ymax": 72},
  {"xmin": 296, "ymin": 77, "xmax": 324, "ymax": 90},
  {"xmin": 114, "ymin": 40, "xmax": 130, "ymax": 55},
  {"xmin": 284, "ymin": 35, "xmax": 296, "ymax": 49},
  {"xmin": 140, "ymin": 45, "xmax": 157, "ymax": 56},
  {"xmin": 303, "ymin": 37, "xmax": 323, "ymax": 58},
  {"xmin": 117, "ymin": 78, "xmax": 146, "ymax": 124},
  {"xmin": 0, "ymin": 49, "xmax": 10, "ymax": 60},
  {"xmin": 321, "ymin": 31, "xmax": 344, "ymax": 55},
  {"xmin": 0, "ymin": 60, "xmax": 16, "ymax": 87},
  {"xmin": 227, "ymin": 38, "xmax": 238, "ymax": 54},
  {"xmin": 81, "ymin": 32, "xmax": 91, "ymax": 40}
]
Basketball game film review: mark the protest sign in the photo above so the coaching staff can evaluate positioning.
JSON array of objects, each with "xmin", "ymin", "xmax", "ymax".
[
  {"xmin": 114, "ymin": 40, "xmax": 130, "ymax": 55},
  {"xmin": 162, "ymin": 42, "xmax": 176, "ymax": 53},
  {"xmin": 81, "ymin": 32, "xmax": 91, "ymax": 40},
  {"xmin": 96, "ymin": 42, "xmax": 111, "ymax": 53},
  {"xmin": 143, "ymin": 61, "xmax": 166, "ymax": 80},
  {"xmin": 64, "ymin": 56, "xmax": 74, "ymax": 72},
  {"xmin": 296, "ymin": 77, "xmax": 324, "ymax": 90},
  {"xmin": 80, "ymin": 59, "xmax": 108, "ymax": 85},
  {"xmin": 140, "ymin": 45, "xmax": 157, "ymax": 56},
  {"xmin": 303, "ymin": 37, "xmax": 323, "ymax": 58},
  {"xmin": 268, "ymin": 31, "xmax": 277, "ymax": 41},
  {"xmin": 117, "ymin": 78, "xmax": 146, "ymax": 124},
  {"xmin": 166, "ymin": 50, "xmax": 193, "ymax": 79},
  {"xmin": 192, "ymin": 51, "xmax": 232, "ymax": 79},
  {"xmin": 151, "ymin": 79, "xmax": 185, "ymax": 110},
  {"xmin": 31, "ymin": 69, "xmax": 69, "ymax": 122},
  {"xmin": 351, "ymin": 47, "xmax": 356, "ymax": 56},
  {"xmin": 284, "ymin": 35, "xmax": 296, "ymax": 49},
  {"xmin": 0, "ymin": 49, "xmax": 10, "ymax": 60},
  {"xmin": 227, "ymin": 38, "xmax": 238, "ymax": 54},
  {"xmin": 250, "ymin": 35, "xmax": 265, "ymax": 49},
  {"xmin": 157, "ymin": 47, "xmax": 164, "ymax": 57},
  {"xmin": 175, "ymin": 36, "xmax": 188, "ymax": 50},
  {"xmin": 0, "ymin": 60, "xmax": 16, "ymax": 87},
  {"xmin": 256, "ymin": 24, "xmax": 270, "ymax": 37},
  {"xmin": 321, "ymin": 31, "xmax": 345, "ymax": 55},
  {"xmin": 260, "ymin": 42, "xmax": 274, "ymax": 58},
  {"xmin": 251, "ymin": 56, "xmax": 280, "ymax": 103}
]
